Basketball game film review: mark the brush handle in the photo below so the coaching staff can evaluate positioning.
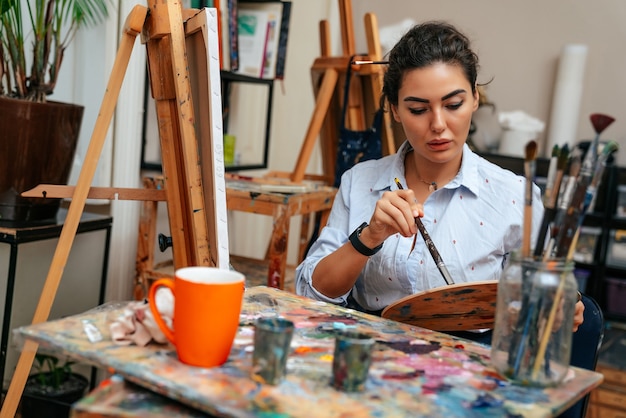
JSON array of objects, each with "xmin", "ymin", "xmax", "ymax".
[
  {"xmin": 415, "ymin": 217, "xmax": 455, "ymax": 285},
  {"xmin": 554, "ymin": 175, "xmax": 591, "ymax": 258},
  {"xmin": 394, "ymin": 178, "xmax": 454, "ymax": 286},
  {"xmin": 533, "ymin": 208, "xmax": 556, "ymax": 257},
  {"xmin": 522, "ymin": 206, "xmax": 533, "ymax": 257}
]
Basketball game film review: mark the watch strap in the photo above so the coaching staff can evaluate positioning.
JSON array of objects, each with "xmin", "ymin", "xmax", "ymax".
[{"xmin": 349, "ymin": 222, "xmax": 383, "ymax": 256}]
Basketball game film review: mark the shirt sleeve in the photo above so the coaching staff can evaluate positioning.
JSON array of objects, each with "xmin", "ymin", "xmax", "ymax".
[{"xmin": 295, "ymin": 173, "xmax": 354, "ymax": 306}]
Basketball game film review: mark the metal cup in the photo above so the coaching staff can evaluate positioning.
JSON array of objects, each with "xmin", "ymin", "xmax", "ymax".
[
  {"xmin": 251, "ymin": 317, "xmax": 295, "ymax": 385},
  {"xmin": 331, "ymin": 330, "xmax": 375, "ymax": 392}
]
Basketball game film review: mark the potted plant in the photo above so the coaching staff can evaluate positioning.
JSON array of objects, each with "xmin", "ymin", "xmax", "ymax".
[
  {"xmin": 0, "ymin": 0, "xmax": 109, "ymax": 225},
  {"xmin": 20, "ymin": 354, "xmax": 89, "ymax": 418}
]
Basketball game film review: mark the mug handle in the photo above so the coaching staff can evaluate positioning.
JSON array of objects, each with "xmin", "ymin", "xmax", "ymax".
[{"xmin": 148, "ymin": 278, "xmax": 176, "ymax": 344}]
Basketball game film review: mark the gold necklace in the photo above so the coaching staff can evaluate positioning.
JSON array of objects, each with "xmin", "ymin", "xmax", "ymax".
[
  {"xmin": 418, "ymin": 178, "xmax": 438, "ymax": 192},
  {"xmin": 410, "ymin": 153, "xmax": 458, "ymax": 193}
]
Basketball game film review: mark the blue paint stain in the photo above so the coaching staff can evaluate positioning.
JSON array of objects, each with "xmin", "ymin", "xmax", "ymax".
[
  {"xmin": 399, "ymin": 304, "xmax": 411, "ymax": 316},
  {"xmin": 495, "ymin": 384, "xmax": 549, "ymax": 404},
  {"xmin": 469, "ymin": 393, "xmax": 503, "ymax": 408},
  {"xmin": 332, "ymin": 322, "xmax": 353, "ymax": 330}
]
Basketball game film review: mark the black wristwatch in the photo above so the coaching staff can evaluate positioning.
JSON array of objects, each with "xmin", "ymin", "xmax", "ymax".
[{"xmin": 349, "ymin": 222, "xmax": 383, "ymax": 256}]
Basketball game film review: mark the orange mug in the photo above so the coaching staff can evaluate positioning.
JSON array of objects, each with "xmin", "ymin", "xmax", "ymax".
[{"xmin": 148, "ymin": 266, "xmax": 245, "ymax": 367}]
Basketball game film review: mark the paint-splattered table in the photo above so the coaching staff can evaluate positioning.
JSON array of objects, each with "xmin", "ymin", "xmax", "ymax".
[{"xmin": 15, "ymin": 286, "xmax": 602, "ymax": 417}]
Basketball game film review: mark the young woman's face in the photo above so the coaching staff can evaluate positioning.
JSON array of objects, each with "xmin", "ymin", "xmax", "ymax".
[{"xmin": 391, "ymin": 62, "xmax": 479, "ymax": 164}]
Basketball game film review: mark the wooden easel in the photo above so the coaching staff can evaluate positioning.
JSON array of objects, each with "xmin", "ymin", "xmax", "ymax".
[
  {"xmin": 1, "ymin": 3, "xmax": 226, "ymax": 416},
  {"xmin": 288, "ymin": 0, "xmax": 396, "ymax": 185}
]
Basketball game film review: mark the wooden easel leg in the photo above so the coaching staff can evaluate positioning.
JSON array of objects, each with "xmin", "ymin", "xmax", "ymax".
[
  {"xmin": 135, "ymin": 177, "xmax": 160, "ymax": 300},
  {"xmin": 267, "ymin": 205, "xmax": 290, "ymax": 289},
  {"xmin": 317, "ymin": 20, "xmax": 340, "ymax": 183},
  {"xmin": 364, "ymin": 13, "xmax": 396, "ymax": 155},
  {"xmin": 290, "ymin": 68, "xmax": 339, "ymax": 183},
  {"xmin": 0, "ymin": 6, "xmax": 148, "ymax": 417}
]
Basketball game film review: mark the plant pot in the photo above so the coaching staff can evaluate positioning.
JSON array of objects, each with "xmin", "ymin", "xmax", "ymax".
[
  {"xmin": 0, "ymin": 96, "xmax": 83, "ymax": 227},
  {"xmin": 20, "ymin": 372, "xmax": 89, "ymax": 418}
]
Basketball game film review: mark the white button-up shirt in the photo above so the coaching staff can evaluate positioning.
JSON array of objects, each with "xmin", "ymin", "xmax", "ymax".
[{"xmin": 296, "ymin": 142, "xmax": 544, "ymax": 312}]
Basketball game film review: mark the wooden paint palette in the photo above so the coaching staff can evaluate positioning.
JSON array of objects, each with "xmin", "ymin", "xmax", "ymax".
[{"xmin": 381, "ymin": 281, "xmax": 499, "ymax": 332}]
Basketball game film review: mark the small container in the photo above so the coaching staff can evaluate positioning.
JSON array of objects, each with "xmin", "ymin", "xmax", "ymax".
[
  {"xmin": 607, "ymin": 230, "xmax": 626, "ymax": 268},
  {"xmin": 572, "ymin": 226, "xmax": 601, "ymax": 264},
  {"xmin": 331, "ymin": 330, "xmax": 375, "ymax": 392},
  {"xmin": 251, "ymin": 317, "xmax": 294, "ymax": 385},
  {"xmin": 491, "ymin": 254, "xmax": 577, "ymax": 387}
]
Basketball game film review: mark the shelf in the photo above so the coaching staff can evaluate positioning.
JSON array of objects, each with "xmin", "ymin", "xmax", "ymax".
[
  {"xmin": 220, "ymin": 71, "xmax": 274, "ymax": 172},
  {"xmin": 140, "ymin": 71, "xmax": 275, "ymax": 173}
]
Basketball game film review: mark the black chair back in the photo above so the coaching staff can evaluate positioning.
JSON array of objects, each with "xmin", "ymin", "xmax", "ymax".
[{"xmin": 559, "ymin": 293, "xmax": 604, "ymax": 418}]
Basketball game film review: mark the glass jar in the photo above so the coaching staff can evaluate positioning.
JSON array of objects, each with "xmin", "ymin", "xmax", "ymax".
[{"xmin": 490, "ymin": 254, "xmax": 578, "ymax": 387}]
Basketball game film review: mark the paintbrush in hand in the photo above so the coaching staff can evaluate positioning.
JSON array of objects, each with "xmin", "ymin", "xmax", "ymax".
[{"xmin": 394, "ymin": 178, "xmax": 454, "ymax": 286}]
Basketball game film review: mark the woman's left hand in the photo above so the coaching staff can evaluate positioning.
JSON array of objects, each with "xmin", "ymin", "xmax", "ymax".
[{"xmin": 572, "ymin": 300, "xmax": 585, "ymax": 332}]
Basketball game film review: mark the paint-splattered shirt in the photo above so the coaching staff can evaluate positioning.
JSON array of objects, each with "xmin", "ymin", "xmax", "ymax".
[{"xmin": 295, "ymin": 141, "xmax": 544, "ymax": 312}]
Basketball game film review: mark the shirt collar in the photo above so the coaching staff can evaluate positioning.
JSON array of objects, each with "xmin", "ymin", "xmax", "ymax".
[
  {"xmin": 371, "ymin": 141, "xmax": 483, "ymax": 197},
  {"xmin": 371, "ymin": 141, "xmax": 412, "ymax": 192}
]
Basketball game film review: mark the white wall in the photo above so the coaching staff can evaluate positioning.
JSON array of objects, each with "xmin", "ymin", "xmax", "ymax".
[{"xmin": 353, "ymin": 0, "xmax": 626, "ymax": 163}]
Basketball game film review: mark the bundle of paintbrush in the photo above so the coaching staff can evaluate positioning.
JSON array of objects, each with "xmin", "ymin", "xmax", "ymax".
[
  {"xmin": 539, "ymin": 114, "xmax": 617, "ymax": 260},
  {"xmin": 498, "ymin": 113, "xmax": 618, "ymax": 384}
]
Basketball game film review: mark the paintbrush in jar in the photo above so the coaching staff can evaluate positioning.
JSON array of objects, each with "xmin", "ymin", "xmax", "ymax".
[
  {"xmin": 534, "ymin": 145, "xmax": 567, "ymax": 257},
  {"xmin": 554, "ymin": 149, "xmax": 596, "ymax": 258},
  {"xmin": 533, "ymin": 144, "xmax": 567, "ymax": 257},
  {"xmin": 585, "ymin": 140, "xmax": 619, "ymax": 213},
  {"xmin": 522, "ymin": 140, "xmax": 538, "ymax": 258},
  {"xmin": 509, "ymin": 141, "xmax": 540, "ymax": 376},
  {"xmin": 546, "ymin": 152, "xmax": 581, "ymax": 259},
  {"xmin": 532, "ymin": 121, "xmax": 617, "ymax": 378}
]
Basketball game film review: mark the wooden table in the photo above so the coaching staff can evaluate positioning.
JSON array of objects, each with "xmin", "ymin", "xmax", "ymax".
[
  {"xmin": 16, "ymin": 286, "xmax": 602, "ymax": 417},
  {"xmin": 225, "ymin": 179, "xmax": 335, "ymax": 289}
]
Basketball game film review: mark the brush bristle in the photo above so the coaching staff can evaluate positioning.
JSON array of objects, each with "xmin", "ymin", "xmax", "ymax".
[
  {"xmin": 525, "ymin": 140, "xmax": 538, "ymax": 161},
  {"xmin": 590, "ymin": 113, "xmax": 616, "ymax": 134},
  {"xmin": 603, "ymin": 140, "xmax": 619, "ymax": 155},
  {"xmin": 551, "ymin": 144, "xmax": 560, "ymax": 158},
  {"xmin": 557, "ymin": 144, "xmax": 570, "ymax": 170}
]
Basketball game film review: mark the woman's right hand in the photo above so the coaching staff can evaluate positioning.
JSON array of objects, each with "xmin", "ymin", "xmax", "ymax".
[{"xmin": 366, "ymin": 189, "xmax": 424, "ymax": 245}]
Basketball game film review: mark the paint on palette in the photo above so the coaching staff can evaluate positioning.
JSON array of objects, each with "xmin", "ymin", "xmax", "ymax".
[
  {"xmin": 380, "ymin": 369, "xmax": 423, "ymax": 380},
  {"xmin": 379, "ymin": 340, "xmax": 441, "ymax": 354}
]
